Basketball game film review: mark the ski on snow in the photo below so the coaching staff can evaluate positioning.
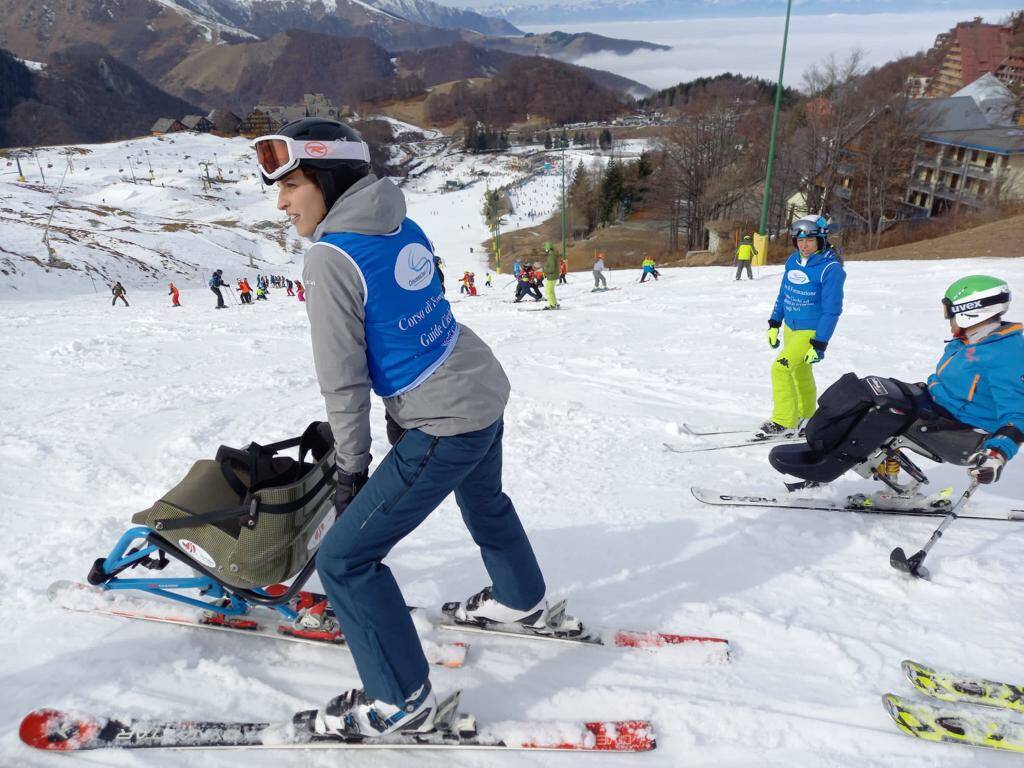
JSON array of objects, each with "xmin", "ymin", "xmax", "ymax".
[
  {"xmin": 664, "ymin": 433, "xmax": 800, "ymax": 454},
  {"xmin": 690, "ymin": 487, "xmax": 1024, "ymax": 522},
  {"xmin": 883, "ymin": 694, "xmax": 1024, "ymax": 754},
  {"xmin": 902, "ymin": 659, "xmax": 1024, "ymax": 713},
  {"xmin": 47, "ymin": 581, "xmax": 469, "ymax": 668},
  {"xmin": 49, "ymin": 581, "xmax": 730, "ymax": 662},
  {"xmin": 436, "ymin": 598, "xmax": 731, "ymax": 657},
  {"xmin": 883, "ymin": 659, "xmax": 1024, "ymax": 754},
  {"xmin": 19, "ymin": 691, "xmax": 656, "ymax": 753}
]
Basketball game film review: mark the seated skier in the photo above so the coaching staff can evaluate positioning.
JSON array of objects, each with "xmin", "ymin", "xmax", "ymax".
[
  {"xmin": 926, "ymin": 275, "xmax": 1022, "ymax": 484},
  {"xmin": 770, "ymin": 275, "xmax": 1021, "ymax": 504}
]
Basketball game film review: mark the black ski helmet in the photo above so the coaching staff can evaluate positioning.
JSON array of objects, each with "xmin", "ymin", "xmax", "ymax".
[{"xmin": 263, "ymin": 118, "xmax": 372, "ymax": 211}]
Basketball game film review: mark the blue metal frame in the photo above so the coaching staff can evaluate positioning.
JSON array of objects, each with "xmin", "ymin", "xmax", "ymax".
[{"xmin": 96, "ymin": 526, "xmax": 299, "ymax": 622}]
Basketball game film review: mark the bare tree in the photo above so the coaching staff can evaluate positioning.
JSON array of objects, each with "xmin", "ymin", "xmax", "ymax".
[
  {"xmin": 650, "ymin": 103, "xmax": 752, "ymax": 250},
  {"xmin": 792, "ymin": 49, "xmax": 869, "ymax": 216},
  {"xmin": 834, "ymin": 94, "xmax": 928, "ymax": 249}
]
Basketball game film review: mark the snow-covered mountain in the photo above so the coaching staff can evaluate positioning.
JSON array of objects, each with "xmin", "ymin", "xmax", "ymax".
[
  {"xmin": 472, "ymin": 0, "xmax": 1007, "ymax": 24},
  {"xmin": 362, "ymin": 0, "xmax": 521, "ymax": 34}
]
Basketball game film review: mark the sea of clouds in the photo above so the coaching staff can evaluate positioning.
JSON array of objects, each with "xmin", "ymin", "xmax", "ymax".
[{"xmin": 521, "ymin": 9, "xmax": 1016, "ymax": 91}]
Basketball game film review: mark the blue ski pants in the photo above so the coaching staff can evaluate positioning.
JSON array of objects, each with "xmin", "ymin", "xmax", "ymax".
[{"xmin": 316, "ymin": 418, "xmax": 546, "ymax": 705}]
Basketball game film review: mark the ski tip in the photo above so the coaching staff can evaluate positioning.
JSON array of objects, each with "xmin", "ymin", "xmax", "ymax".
[
  {"xmin": 612, "ymin": 630, "xmax": 730, "ymax": 650},
  {"xmin": 584, "ymin": 721, "xmax": 657, "ymax": 752},
  {"xmin": 20, "ymin": 709, "xmax": 101, "ymax": 751}
]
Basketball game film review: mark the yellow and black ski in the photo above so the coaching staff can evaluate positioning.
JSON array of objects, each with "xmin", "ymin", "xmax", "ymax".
[
  {"xmin": 883, "ymin": 693, "xmax": 1024, "ymax": 753},
  {"xmin": 903, "ymin": 659, "xmax": 1024, "ymax": 713}
]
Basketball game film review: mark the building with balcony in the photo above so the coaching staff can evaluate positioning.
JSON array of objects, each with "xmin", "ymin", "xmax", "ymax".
[
  {"xmin": 926, "ymin": 18, "xmax": 1013, "ymax": 97},
  {"xmin": 905, "ymin": 76, "xmax": 1024, "ymax": 217}
]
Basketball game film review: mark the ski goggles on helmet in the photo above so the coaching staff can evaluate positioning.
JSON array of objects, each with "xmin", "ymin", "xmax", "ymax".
[
  {"xmin": 252, "ymin": 135, "xmax": 371, "ymax": 181},
  {"xmin": 791, "ymin": 218, "xmax": 827, "ymax": 239},
  {"xmin": 941, "ymin": 291, "xmax": 1010, "ymax": 319}
]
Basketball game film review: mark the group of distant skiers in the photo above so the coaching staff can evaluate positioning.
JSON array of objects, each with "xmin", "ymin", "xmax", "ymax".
[{"xmin": 110, "ymin": 272, "xmax": 306, "ymax": 309}]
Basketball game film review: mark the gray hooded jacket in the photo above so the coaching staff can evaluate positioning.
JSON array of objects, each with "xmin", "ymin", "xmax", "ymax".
[{"xmin": 303, "ymin": 175, "xmax": 510, "ymax": 474}]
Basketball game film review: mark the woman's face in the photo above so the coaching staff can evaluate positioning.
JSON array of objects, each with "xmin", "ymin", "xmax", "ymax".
[
  {"xmin": 796, "ymin": 237, "xmax": 818, "ymax": 257},
  {"xmin": 277, "ymin": 169, "xmax": 326, "ymax": 238}
]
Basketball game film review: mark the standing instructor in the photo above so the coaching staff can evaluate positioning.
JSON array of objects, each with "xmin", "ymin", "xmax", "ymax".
[{"xmin": 252, "ymin": 118, "xmax": 548, "ymax": 739}]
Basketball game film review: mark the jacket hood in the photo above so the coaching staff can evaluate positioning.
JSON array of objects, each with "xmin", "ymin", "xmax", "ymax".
[{"xmin": 314, "ymin": 175, "xmax": 406, "ymax": 239}]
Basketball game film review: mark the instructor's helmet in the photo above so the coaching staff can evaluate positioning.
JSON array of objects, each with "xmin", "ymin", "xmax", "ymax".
[
  {"xmin": 791, "ymin": 216, "xmax": 831, "ymax": 251},
  {"xmin": 942, "ymin": 275, "xmax": 1011, "ymax": 328},
  {"xmin": 253, "ymin": 118, "xmax": 371, "ymax": 211}
]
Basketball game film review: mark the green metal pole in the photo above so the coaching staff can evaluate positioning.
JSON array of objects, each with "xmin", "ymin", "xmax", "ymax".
[
  {"xmin": 758, "ymin": 0, "xmax": 794, "ymax": 236},
  {"xmin": 561, "ymin": 142, "xmax": 567, "ymax": 261}
]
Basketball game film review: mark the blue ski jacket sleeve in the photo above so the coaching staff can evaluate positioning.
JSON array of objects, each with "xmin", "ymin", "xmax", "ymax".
[
  {"xmin": 770, "ymin": 250, "xmax": 846, "ymax": 343},
  {"xmin": 927, "ymin": 323, "xmax": 1024, "ymax": 461}
]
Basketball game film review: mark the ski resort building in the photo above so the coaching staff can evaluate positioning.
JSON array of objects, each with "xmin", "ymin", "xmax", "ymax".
[{"xmin": 905, "ymin": 75, "xmax": 1024, "ymax": 217}]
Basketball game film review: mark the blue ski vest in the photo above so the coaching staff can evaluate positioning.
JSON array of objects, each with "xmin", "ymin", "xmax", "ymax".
[
  {"xmin": 319, "ymin": 219, "xmax": 459, "ymax": 398},
  {"xmin": 770, "ymin": 249, "xmax": 846, "ymax": 342}
]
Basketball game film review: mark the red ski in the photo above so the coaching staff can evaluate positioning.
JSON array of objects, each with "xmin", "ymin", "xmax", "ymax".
[{"xmin": 20, "ymin": 693, "xmax": 656, "ymax": 753}]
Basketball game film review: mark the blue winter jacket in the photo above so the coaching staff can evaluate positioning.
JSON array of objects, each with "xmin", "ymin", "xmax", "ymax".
[
  {"xmin": 770, "ymin": 249, "xmax": 846, "ymax": 342},
  {"xmin": 928, "ymin": 322, "xmax": 1024, "ymax": 460}
]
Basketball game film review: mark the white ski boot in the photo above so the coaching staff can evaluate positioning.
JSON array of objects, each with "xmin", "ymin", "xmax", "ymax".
[
  {"xmin": 452, "ymin": 586, "xmax": 548, "ymax": 628},
  {"xmin": 312, "ymin": 680, "xmax": 437, "ymax": 739}
]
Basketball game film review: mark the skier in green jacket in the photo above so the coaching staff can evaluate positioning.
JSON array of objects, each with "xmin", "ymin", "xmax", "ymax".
[{"xmin": 543, "ymin": 242, "xmax": 560, "ymax": 310}]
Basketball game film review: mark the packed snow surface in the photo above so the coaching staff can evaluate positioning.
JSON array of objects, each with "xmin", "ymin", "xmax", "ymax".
[
  {"xmin": 3, "ymin": 256, "xmax": 1023, "ymax": 765},
  {"xmin": 1, "ymin": 136, "xmax": 1023, "ymax": 767}
]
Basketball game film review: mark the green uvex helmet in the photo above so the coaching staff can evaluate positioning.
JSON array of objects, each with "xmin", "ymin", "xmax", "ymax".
[{"xmin": 942, "ymin": 275, "xmax": 1010, "ymax": 327}]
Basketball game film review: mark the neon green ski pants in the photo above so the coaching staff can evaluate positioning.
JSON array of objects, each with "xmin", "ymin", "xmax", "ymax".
[
  {"xmin": 771, "ymin": 325, "xmax": 818, "ymax": 429},
  {"xmin": 545, "ymin": 278, "xmax": 558, "ymax": 308}
]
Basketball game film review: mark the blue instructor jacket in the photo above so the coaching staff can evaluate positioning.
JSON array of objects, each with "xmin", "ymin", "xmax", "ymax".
[
  {"xmin": 928, "ymin": 322, "xmax": 1024, "ymax": 460},
  {"xmin": 770, "ymin": 249, "xmax": 846, "ymax": 343}
]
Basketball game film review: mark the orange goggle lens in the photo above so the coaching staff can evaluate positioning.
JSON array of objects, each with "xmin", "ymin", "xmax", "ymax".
[{"xmin": 254, "ymin": 139, "xmax": 293, "ymax": 176}]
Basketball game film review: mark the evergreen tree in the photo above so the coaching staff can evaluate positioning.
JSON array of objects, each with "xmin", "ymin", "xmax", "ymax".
[
  {"xmin": 637, "ymin": 150, "xmax": 653, "ymax": 178},
  {"xmin": 598, "ymin": 128, "xmax": 613, "ymax": 151},
  {"xmin": 544, "ymin": 133, "xmax": 552, "ymax": 149},
  {"xmin": 599, "ymin": 159, "xmax": 623, "ymax": 226}
]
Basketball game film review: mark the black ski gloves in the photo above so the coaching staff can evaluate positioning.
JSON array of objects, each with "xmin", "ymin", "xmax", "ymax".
[{"xmin": 335, "ymin": 468, "xmax": 369, "ymax": 515}]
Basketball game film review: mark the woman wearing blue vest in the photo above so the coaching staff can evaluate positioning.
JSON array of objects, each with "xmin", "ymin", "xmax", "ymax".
[
  {"xmin": 758, "ymin": 216, "xmax": 846, "ymax": 438},
  {"xmin": 253, "ymin": 119, "xmax": 547, "ymax": 738}
]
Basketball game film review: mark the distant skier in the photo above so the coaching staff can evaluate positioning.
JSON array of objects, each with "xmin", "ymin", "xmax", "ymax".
[
  {"xmin": 286, "ymin": 278, "xmax": 295, "ymax": 296},
  {"xmin": 558, "ymin": 257, "xmax": 567, "ymax": 285},
  {"xmin": 111, "ymin": 281, "xmax": 129, "ymax": 307},
  {"xmin": 460, "ymin": 271, "xmax": 472, "ymax": 295},
  {"xmin": 168, "ymin": 282, "xmax": 180, "ymax": 307},
  {"xmin": 253, "ymin": 117, "xmax": 548, "ymax": 738},
  {"xmin": 758, "ymin": 216, "xmax": 845, "ymax": 438},
  {"xmin": 592, "ymin": 253, "xmax": 607, "ymax": 291},
  {"xmin": 485, "ymin": 272, "xmax": 492, "ymax": 288},
  {"xmin": 639, "ymin": 257, "xmax": 659, "ymax": 283},
  {"xmin": 543, "ymin": 243, "xmax": 559, "ymax": 309},
  {"xmin": 434, "ymin": 255, "xmax": 445, "ymax": 294},
  {"xmin": 238, "ymin": 278, "xmax": 253, "ymax": 304},
  {"xmin": 256, "ymin": 284, "xmax": 268, "ymax": 301},
  {"xmin": 295, "ymin": 279, "xmax": 305, "ymax": 302},
  {"xmin": 735, "ymin": 235, "xmax": 757, "ymax": 281},
  {"xmin": 209, "ymin": 269, "xmax": 228, "ymax": 309}
]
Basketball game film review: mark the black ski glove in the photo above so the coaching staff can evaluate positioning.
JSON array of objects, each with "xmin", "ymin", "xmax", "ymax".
[{"xmin": 335, "ymin": 468, "xmax": 369, "ymax": 515}]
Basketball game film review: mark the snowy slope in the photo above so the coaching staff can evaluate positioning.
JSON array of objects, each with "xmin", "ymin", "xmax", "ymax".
[
  {"xmin": 1, "ymin": 247, "xmax": 1023, "ymax": 764},
  {"xmin": 0, "ymin": 130, "xmax": 627, "ymax": 297}
]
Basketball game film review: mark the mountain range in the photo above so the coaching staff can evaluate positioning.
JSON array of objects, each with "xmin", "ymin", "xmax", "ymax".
[{"xmin": 0, "ymin": 0, "xmax": 661, "ymax": 147}]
